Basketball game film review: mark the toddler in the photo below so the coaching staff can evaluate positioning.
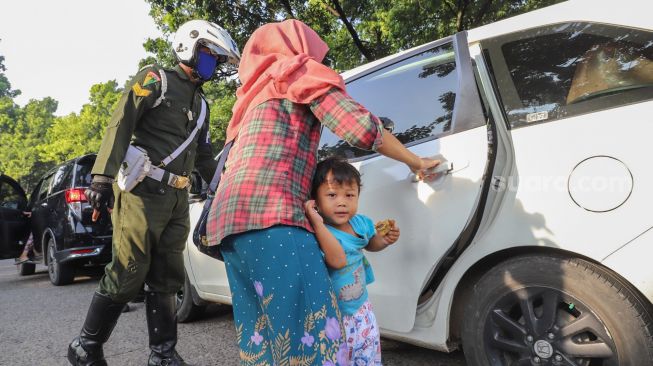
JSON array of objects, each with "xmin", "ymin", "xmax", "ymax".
[{"xmin": 305, "ymin": 157, "xmax": 400, "ymax": 365}]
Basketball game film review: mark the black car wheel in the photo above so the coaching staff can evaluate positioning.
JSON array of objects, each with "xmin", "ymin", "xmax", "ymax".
[
  {"xmin": 176, "ymin": 271, "xmax": 206, "ymax": 323},
  {"xmin": 462, "ymin": 255, "xmax": 653, "ymax": 366},
  {"xmin": 46, "ymin": 237, "xmax": 75, "ymax": 286},
  {"xmin": 18, "ymin": 262, "xmax": 35, "ymax": 276}
]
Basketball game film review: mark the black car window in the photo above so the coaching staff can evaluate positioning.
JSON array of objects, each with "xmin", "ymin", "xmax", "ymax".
[
  {"xmin": 318, "ymin": 43, "xmax": 458, "ymax": 161},
  {"xmin": 0, "ymin": 177, "xmax": 27, "ymax": 210},
  {"xmin": 27, "ymin": 181, "xmax": 41, "ymax": 209},
  {"xmin": 50, "ymin": 163, "xmax": 73, "ymax": 193},
  {"xmin": 37, "ymin": 174, "xmax": 54, "ymax": 201},
  {"xmin": 74, "ymin": 157, "xmax": 95, "ymax": 188},
  {"xmin": 484, "ymin": 22, "xmax": 653, "ymax": 128}
]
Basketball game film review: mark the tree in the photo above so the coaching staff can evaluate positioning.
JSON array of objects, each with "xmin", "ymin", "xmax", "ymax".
[
  {"xmin": 0, "ymin": 46, "xmax": 21, "ymax": 99},
  {"xmin": 144, "ymin": 0, "xmax": 562, "ymax": 71},
  {"xmin": 0, "ymin": 97, "xmax": 58, "ymax": 190},
  {"xmin": 0, "ymin": 49, "xmax": 21, "ymax": 134},
  {"xmin": 40, "ymin": 80, "xmax": 122, "ymax": 164}
]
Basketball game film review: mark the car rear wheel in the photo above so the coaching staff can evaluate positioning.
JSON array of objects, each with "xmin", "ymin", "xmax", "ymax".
[
  {"xmin": 46, "ymin": 237, "xmax": 75, "ymax": 286},
  {"xmin": 18, "ymin": 262, "xmax": 35, "ymax": 276},
  {"xmin": 176, "ymin": 271, "xmax": 206, "ymax": 323},
  {"xmin": 461, "ymin": 255, "xmax": 653, "ymax": 366}
]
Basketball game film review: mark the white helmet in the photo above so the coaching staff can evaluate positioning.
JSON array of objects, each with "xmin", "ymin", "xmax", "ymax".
[{"xmin": 173, "ymin": 20, "xmax": 240, "ymax": 67}]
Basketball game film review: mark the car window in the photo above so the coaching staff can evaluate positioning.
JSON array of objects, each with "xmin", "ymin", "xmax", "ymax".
[
  {"xmin": 318, "ymin": 43, "xmax": 458, "ymax": 161},
  {"xmin": 484, "ymin": 22, "xmax": 653, "ymax": 128},
  {"xmin": 74, "ymin": 158, "xmax": 95, "ymax": 188},
  {"xmin": 37, "ymin": 174, "xmax": 54, "ymax": 201},
  {"xmin": 50, "ymin": 163, "xmax": 73, "ymax": 193},
  {"xmin": 0, "ymin": 178, "xmax": 27, "ymax": 210},
  {"xmin": 27, "ymin": 181, "xmax": 41, "ymax": 208}
]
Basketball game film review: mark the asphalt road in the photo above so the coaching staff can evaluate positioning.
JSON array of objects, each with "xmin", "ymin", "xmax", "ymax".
[{"xmin": 0, "ymin": 259, "xmax": 466, "ymax": 365}]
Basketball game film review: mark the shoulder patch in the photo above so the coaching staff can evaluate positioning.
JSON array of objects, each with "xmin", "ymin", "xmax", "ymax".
[
  {"xmin": 132, "ymin": 82, "xmax": 152, "ymax": 97},
  {"xmin": 143, "ymin": 71, "xmax": 161, "ymax": 87}
]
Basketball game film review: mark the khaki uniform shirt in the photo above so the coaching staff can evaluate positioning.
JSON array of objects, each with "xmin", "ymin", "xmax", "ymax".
[{"xmin": 92, "ymin": 65, "xmax": 217, "ymax": 183}]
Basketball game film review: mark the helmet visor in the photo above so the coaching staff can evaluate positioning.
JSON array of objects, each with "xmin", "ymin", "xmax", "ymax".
[{"xmin": 200, "ymin": 40, "xmax": 229, "ymax": 64}]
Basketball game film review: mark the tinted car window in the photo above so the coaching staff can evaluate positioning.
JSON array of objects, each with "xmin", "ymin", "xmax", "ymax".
[
  {"xmin": 37, "ymin": 174, "xmax": 54, "ymax": 201},
  {"xmin": 51, "ymin": 163, "xmax": 73, "ymax": 193},
  {"xmin": 484, "ymin": 22, "xmax": 653, "ymax": 128},
  {"xmin": 0, "ymin": 178, "xmax": 27, "ymax": 210},
  {"xmin": 318, "ymin": 43, "xmax": 457, "ymax": 161},
  {"xmin": 74, "ymin": 158, "xmax": 95, "ymax": 188},
  {"xmin": 27, "ymin": 182, "xmax": 41, "ymax": 209}
]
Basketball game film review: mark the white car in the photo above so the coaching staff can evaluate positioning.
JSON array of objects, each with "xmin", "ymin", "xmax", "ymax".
[{"xmin": 179, "ymin": 0, "xmax": 653, "ymax": 364}]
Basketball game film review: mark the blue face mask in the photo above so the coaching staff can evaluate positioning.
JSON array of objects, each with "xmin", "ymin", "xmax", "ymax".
[{"xmin": 196, "ymin": 50, "xmax": 218, "ymax": 81}]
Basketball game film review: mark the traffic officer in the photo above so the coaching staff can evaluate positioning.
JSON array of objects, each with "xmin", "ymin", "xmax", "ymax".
[{"xmin": 67, "ymin": 20, "xmax": 240, "ymax": 366}]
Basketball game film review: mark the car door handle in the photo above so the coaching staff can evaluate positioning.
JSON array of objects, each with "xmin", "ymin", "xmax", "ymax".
[{"xmin": 410, "ymin": 161, "xmax": 454, "ymax": 183}]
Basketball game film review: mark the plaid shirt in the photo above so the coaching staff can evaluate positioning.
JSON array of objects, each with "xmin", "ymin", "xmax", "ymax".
[{"xmin": 206, "ymin": 88, "xmax": 384, "ymax": 245}]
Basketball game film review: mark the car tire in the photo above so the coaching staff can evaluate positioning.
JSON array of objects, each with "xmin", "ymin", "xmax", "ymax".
[
  {"xmin": 46, "ymin": 237, "xmax": 75, "ymax": 286},
  {"xmin": 176, "ymin": 271, "xmax": 206, "ymax": 323},
  {"xmin": 461, "ymin": 255, "xmax": 653, "ymax": 366},
  {"xmin": 18, "ymin": 262, "xmax": 36, "ymax": 276}
]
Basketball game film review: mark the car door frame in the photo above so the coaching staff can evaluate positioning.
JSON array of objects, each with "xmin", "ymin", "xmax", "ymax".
[{"xmin": 0, "ymin": 174, "xmax": 30, "ymax": 259}]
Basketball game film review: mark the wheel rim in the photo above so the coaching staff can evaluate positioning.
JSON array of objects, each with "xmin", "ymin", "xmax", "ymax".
[
  {"xmin": 484, "ymin": 286, "xmax": 619, "ymax": 366},
  {"xmin": 47, "ymin": 239, "xmax": 57, "ymax": 280}
]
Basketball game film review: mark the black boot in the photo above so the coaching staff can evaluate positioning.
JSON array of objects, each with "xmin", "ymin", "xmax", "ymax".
[
  {"xmin": 146, "ymin": 292, "xmax": 194, "ymax": 366},
  {"xmin": 67, "ymin": 292, "xmax": 126, "ymax": 366}
]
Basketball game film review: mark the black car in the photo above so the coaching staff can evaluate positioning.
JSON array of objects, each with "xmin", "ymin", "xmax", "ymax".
[{"xmin": 0, "ymin": 154, "xmax": 112, "ymax": 285}]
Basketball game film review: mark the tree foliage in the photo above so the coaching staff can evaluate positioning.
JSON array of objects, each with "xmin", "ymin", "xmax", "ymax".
[
  {"xmin": 40, "ymin": 81, "xmax": 122, "ymax": 164},
  {"xmin": 145, "ymin": 0, "xmax": 561, "ymax": 71},
  {"xmin": 0, "ymin": 50, "xmax": 122, "ymax": 190},
  {"xmin": 0, "ymin": 97, "xmax": 58, "ymax": 190}
]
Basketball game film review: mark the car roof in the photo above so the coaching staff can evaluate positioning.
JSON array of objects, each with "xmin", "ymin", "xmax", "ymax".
[
  {"xmin": 340, "ymin": 0, "xmax": 651, "ymax": 81},
  {"xmin": 42, "ymin": 153, "xmax": 96, "ymax": 176},
  {"xmin": 467, "ymin": 0, "xmax": 652, "ymax": 42}
]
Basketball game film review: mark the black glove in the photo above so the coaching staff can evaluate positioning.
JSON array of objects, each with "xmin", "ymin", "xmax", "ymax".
[{"xmin": 85, "ymin": 176, "xmax": 114, "ymax": 211}]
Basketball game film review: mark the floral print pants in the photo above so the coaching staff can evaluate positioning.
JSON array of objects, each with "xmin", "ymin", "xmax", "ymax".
[
  {"xmin": 221, "ymin": 225, "xmax": 347, "ymax": 366},
  {"xmin": 342, "ymin": 301, "xmax": 382, "ymax": 365}
]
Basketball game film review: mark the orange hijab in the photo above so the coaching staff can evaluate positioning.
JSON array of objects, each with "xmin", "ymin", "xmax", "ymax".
[{"xmin": 225, "ymin": 19, "xmax": 346, "ymax": 142}]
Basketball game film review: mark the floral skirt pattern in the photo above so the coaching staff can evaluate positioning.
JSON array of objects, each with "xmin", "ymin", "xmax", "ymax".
[
  {"xmin": 342, "ymin": 301, "xmax": 382, "ymax": 366},
  {"xmin": 221, "ymin": 225, "xmax": 347, "ymax": 366}
]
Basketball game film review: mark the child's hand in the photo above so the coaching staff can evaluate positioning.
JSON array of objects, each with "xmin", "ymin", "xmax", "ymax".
[
  {"xmin": 304, "ymin": 200, "xmax": 323, "ymax": 224},
  {"xmin": 382, "ymin": 226, "xmax": 400, "ymax": 246}
]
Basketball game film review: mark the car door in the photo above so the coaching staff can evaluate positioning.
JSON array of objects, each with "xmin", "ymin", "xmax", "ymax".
[
  {"xmin": 30, "ymin": 172, "xmax": 55, "ymax": 250},
  {"xmin": 0, "ymin": 174, "xmax": 30, "ymax": 259},
  {"xmin": 319, "ymin": 32, "xmax": 489, "ymax": 331}
]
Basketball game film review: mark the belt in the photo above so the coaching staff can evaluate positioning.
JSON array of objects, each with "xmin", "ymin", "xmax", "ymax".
[{"xmin": 146, "ymin": 165, "xmax": 190, "ymax": 190}]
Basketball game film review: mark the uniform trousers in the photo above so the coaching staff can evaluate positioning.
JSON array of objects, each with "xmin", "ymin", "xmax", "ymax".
[
  {"xmin": 98, "ymin": 180, "xmax": 190, "ymax": 302},
  {"xmin": 221, "ymin": 225, "xmax": 347, "ymax": 366}
]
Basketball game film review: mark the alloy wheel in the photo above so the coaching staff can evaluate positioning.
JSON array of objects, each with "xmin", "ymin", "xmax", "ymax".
[{"xmin": 484, "ymin": 286, "xmax": 618, "ymax": 365}]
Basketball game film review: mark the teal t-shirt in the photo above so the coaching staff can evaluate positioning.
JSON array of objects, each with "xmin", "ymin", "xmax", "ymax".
[{"xmin": 326, "ymin": 214, "xmax": 376, "ymax": 316}]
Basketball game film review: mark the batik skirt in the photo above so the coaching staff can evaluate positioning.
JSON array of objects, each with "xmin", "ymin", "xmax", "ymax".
[{"xmin": 221, "ymin": 225, "xmax": 348, "ymax": 366}]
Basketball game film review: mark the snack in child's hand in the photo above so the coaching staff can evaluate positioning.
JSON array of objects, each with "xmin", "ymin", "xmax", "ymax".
[{"xmin": 375, "ymin": 219, "xmax": 395, "ymax": 236}]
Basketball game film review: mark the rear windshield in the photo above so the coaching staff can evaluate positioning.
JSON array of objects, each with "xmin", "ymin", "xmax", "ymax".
[{"xmin": 74, "ymin": 157, "xmax": 95, "ymax": 188}]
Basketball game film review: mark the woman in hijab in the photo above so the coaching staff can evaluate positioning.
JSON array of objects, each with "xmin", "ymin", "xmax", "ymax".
[{"xmin": 206, "ymin": 19, "xmax": 439, "ymax": 365}]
